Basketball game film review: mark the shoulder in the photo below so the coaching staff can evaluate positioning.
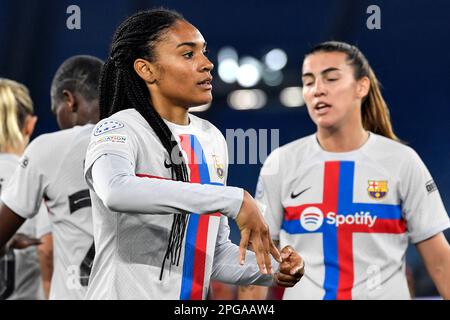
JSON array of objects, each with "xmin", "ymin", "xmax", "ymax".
[
  {"xmin": 262, "ymin": 134, "xmax": 315, "ymax": 175},
  {"xmin": 369, "ymin": 133, "xmax": 422, "ymax": 164},
  {"xmin": 94, "ymin": 108, "xmax": 152, "ymax": 135},
  {"xmin": 189, "ymin": 113, "xmax": 223, "ymax": 137},
  {"xmin": 28, "ymin": 125, "xmax": 92, "ymax": 152},
  {"xmin": 267, "ymin": 134, "xmax": 315, "ymax": 164},
  {"xmin": 0, "ymin": 154, "xmax": 19, "ymax": 174},
  {"xmin": 281, "ymin": 134, "xmax": 316, "ymax": 155}
]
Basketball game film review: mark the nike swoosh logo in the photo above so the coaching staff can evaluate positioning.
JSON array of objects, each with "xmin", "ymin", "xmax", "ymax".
[
  {"xmin": 290, "ymin": 187, "xmax": 311, "ymax": 199},
  {"xmin": 164, "ymin": 159, "xmax": 172, "ymax": 169}
]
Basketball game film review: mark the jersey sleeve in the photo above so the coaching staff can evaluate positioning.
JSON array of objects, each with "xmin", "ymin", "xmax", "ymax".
[
  {"xmin": 84, "ymin": 118, "xmax": 137, "ymax": 180},
  {"xmin": 1, "ymin": 138, "xmax": 48, "ymax": 220},
  {"xmin": 254, "ymin": 148, "xmax": 285, "ymax": 241},
  {"xmin": 400, "ymin": 149, "xmax": 450, "ymax": 244},
  {"xmin": 211, "ymin": 215, "xmax": 276, "ymax": 286},
  {"xmin": 220, "ymin": 130, "xmax": 230, "ymax": 186}
]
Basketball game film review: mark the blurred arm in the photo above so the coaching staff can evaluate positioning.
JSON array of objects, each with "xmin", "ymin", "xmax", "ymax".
[
  {"xmin": 37, "ymin": 233, "xmax": 53, "ymax": 299},
  {"xmin": 416, "ymin": 232, "xmax": 450, "ymax": 299},
  {"xmin": 0, "ymin": 203, "xmax": 25, "ymax": 256}
]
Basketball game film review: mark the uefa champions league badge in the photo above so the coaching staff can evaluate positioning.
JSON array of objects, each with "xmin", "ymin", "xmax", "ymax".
[{"xmin": 94, "ymin": 120, "xmax": 124, "ymax": 136}]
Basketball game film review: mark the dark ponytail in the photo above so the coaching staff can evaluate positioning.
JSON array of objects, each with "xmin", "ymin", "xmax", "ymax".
[{"xmin": 99, "ymin": 9, "xmax": 190, "ymax": 280}]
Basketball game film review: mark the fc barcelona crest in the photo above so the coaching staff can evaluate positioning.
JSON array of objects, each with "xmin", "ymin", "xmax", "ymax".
[
  {"xmin": 368, "ymin": 180, "xmax": 388, "ymax": 200},
  {"xmin": 212, "ymin": 155, "xmax": 224, "ymax": 179}
]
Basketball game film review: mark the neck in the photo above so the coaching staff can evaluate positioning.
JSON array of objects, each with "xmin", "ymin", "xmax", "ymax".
[
  {"xmin": 317, "ymin": 123, "xmax": 368, "ymax": 152},
  {"xmin": 150, "ymin": 98, "xmax": 189, "ymax": 126},
  {"xmin": 1, "ymin": 145, "xmax": 23, "ymax": 156}
]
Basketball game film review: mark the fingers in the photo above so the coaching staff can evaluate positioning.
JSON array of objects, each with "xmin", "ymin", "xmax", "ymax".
[
  {"xmin": 269, "ymin": 238, "xmax": 281, "ymax": 263},
  {"xmin": 27, "ymin": 238, "xmax": 43, "ymax": 246},
  {"xmin": 275, "ymin": 272, "xmax": 300, "ymax": 283},
  {"xmin": 280, "ymin": 245, "xmax": 294, "ymax": 260},
  {"xmin": 252, "ymin": 235, "xmax": 268, "ymax": 274},
  {"xmin": 290, "ymin": 258, "xmax": 304, "ymax": 276},
  {"xmin": 239, "ymin": 230, "xmax": 250, "ymax": 265},
  {"xmin": 274, "ymin": 273, "xmax": 299, "ymax": 288},
  {"xmin": 261, "ymin": 227, "xmax": 273, "ymax": 274},
  {"xmin": 9, "ymin": 234, "xmax": 42, "ymax": 249},
  {"xmin": 278, "ymin": 246, "xmax": 305, "ymax": 281}
]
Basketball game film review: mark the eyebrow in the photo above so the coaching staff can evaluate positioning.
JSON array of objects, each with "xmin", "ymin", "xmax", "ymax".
[
  {"xmin": 176, "ymin": 41, "xmax": 207, "ymax": 49},
  {"xmin": 302, "ymin": 67, "xmax": 340, "ymax": 78}
]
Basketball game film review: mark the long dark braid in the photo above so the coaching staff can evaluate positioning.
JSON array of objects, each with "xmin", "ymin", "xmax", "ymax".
[{"xmin": 99, "ymin": 9, "xmax": 191, "ymax": 280}]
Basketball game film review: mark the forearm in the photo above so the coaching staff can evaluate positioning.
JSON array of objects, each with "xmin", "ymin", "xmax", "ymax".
[
  {"xmin": 37, "ymin": 234, "xmax": 53, "ymax": 299},
  {"xmin": 91, "ymin": 154, "xmax": 243, "ymax": 218},
  {"xmin": 0, "ymin": 203, "xmax": 26, "ymax": 253},
  {"xmin": 212, "ymin": 240, "xmax": 277, "ymax": 286},
  {"xmin": 417, "ymin": 233, "xmax": 450, "ymax": 300},
  {"xmin": 428, "ymin": 252, "xmax": 450, "ymax": 299}
]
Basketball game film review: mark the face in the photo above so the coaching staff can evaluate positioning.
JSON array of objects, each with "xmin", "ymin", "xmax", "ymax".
[
  {"xmin": 302, "ymin": 51, "xmax": 369, "ymax": 130},
  {"xmin": 146, "ymin": 20, "xmax": 214, "ymax": 108}
]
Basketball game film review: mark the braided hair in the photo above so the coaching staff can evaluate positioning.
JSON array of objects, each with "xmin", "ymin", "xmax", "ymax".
[{"xmin": 99, "ymin": 9, "xmax": 191, "ymax": 280}]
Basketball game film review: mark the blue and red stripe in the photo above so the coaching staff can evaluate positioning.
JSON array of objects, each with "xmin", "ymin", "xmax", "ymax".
[
  {"xmin": 281, "ymin": 161, "xmax": 405, "ymax": 300},
  {"xmin": 179, "ymin": 134, "xmax": 220, "ymax": 300}
]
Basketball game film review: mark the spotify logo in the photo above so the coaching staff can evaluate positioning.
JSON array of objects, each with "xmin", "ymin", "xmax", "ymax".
[{"xmin": 300, "ymin": 207, "xmax": 324, "ymax": 231}]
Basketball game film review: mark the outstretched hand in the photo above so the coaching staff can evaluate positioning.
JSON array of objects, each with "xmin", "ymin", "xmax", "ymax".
[
  {"xmin": 236, "ymin": 191, "xmax": 281, "ymax": 274},
  {"xmin": 274, "ymin": 245, "xmax": 304, "ymax": 287},
  {"xmin": 7, "ymin": 233, "xmax": 42, "ymax": 250}
]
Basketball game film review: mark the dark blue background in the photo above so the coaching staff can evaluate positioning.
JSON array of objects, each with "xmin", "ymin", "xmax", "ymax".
[{"xmin": 1, "ymin": 0, "xmax": 448, "ymax": 297}]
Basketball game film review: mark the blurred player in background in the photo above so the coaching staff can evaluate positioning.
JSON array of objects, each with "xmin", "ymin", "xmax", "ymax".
[
  {"xmin": 240, "ymin": 41, "xmax": 450, "ymax": 300},
  {"xmin": 0, "ymin": 78, "xmax": 47, "ymax": 300},
  {"xmin": 83, "ymin": 8, "xmax": 304, "ymax": 299},
  {"xmin": 0, "ymin": 55, "xmax": 103, "ymax": 299}
]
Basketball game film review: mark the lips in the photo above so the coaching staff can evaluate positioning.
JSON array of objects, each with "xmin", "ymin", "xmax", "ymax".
[
  {"xmin": 314, "ymin": 101, "xmax": 331, "ymax": 114},
  {"xmin": 197, "ymin": 77, "xmax": 213, "ymax": 90}
]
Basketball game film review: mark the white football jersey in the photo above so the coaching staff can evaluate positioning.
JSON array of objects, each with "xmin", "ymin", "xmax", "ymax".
[
  {"xmin": 256, "ymin": 133, "xmax": 450, "ymax": 300},
  {"xmin": 83, "ymin": 109, "xmax": 272, "ymax": 300},
  {"xmin": 1, "ymin": 125, "xmax": 95, "ymax": 299},
  {"xmin": 0, "ymin": 153, "xmax": 43, "ymax": 300}
]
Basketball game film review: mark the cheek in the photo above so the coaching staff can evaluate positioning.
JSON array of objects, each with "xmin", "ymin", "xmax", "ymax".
[
  {"xmin": 162, "ymin": 69, "xmax": 191, "ymax": 92},
  {"xmin": 333, "ymin": 83, "xmax": 358, "ymax": 102},
  {"xmin": 303, "ymin": 90, "xmax": 316, "ymax": 114},
  {"xmin": 302, "ymin": 88, "xmax": 313, "ymax": 105}
]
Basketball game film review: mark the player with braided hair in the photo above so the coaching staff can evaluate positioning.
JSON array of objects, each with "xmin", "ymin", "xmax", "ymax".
[{"xmin": 83, "ymin": 8, "xmax": 304, "ymax": 299}]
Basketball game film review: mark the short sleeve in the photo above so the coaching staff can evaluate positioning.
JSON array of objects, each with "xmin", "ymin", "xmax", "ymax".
[
  {"xmin": 254, "ymin": 148, "xmax": 285, "ymax": 240},
  {"xmin": 401, "ymin": 149, "xmax": 450, "ymax": 243},
  {"xmin": 84, "ymin": 118, "xmax": 137, "ymax": 188},
  {"xmin": 220, "ymin": 132, "xmax": 230, "ymax": 186},
  {"xmin": 1, "ymin": 139, "xmax": 47, "ymax": 220}
]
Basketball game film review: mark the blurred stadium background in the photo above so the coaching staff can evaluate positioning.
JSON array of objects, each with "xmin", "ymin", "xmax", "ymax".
[{"xmin": 0, "ymin": 0, "xmax": 449, "ymax": 298}]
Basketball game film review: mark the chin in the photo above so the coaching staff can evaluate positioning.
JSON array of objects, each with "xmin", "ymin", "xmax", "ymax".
[
  {"xmin": 316, "ymin": 117, "xmax": 338, "ymax": 129},
  {"xmin": 188, "ymin": 97, "xmax": 212, "ymax": 108}
]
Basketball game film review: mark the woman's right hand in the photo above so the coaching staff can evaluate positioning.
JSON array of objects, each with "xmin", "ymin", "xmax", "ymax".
[{"xmin": 235, "ymin": 191, "xmax": 281, "ymax": 274}]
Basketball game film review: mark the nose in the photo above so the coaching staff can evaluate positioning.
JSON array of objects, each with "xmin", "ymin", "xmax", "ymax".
[
  {"xmin": 201, "ymin": 55, "xmax": 214, "ymax": 72},
  {"xmin": 312, "ymin": 79, "xmax": 326, "ymax": 97}
]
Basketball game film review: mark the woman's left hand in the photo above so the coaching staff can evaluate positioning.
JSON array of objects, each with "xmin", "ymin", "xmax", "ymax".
[{"xmin": 273, "ymin": 245, "xmax": 305, "ymax": 287}]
